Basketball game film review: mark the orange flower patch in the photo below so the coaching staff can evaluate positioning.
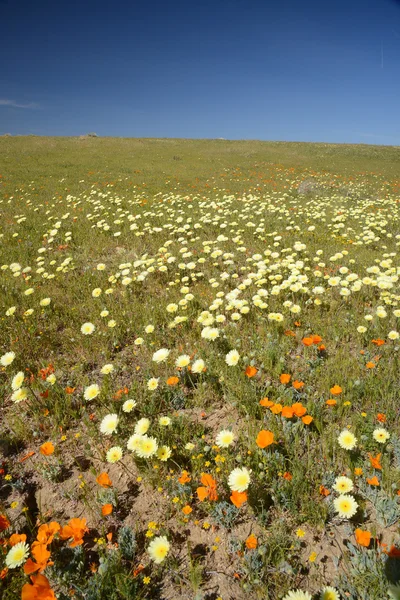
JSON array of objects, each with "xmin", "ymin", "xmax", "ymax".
[
  {"xmin": 9, "ymin": 533, "xmax": 27, "ymax": 546},
  {"xmin": 256, "ymin": 430, "xmax": 275, "ymax": 448},
  {"xmin": 302, "ymin": 337, "xmax": 314, "ymax": 346},
  {"xmin": 280, "ymin": 373, "xmax": 291, "ymax": 384},
  {"xmin": 245, "ymin": 534, "xmax": 257, "ymax": 549},
  {"xmin": 259, "ymin": 398, "xmax": 274, "ymax": 407},
  {"xmin": 245, "ymin": 366, "xmax": 258, "ymax": 378},
  {"xmin": 283, "ymin": 472, "xmax": 292, "ymax": 481},
  {"xmin": 291, "ymin": 402, "xmax": 307, "ymax": 417},
  {"xmin": 312, "ymin": 335, "xmax": 322, "ymax": 344},
  {"xmin": 182, "ymin": 505, "xmax": 192, "ymax": 515},
  {"xmin": 0, "ymin": 514, "xmax": 10, "ymax": 531},
  {"xmin": 101, "ymin": 504, "xmax": 113, "ymax": 516},
  {"xmin": 197, "ymin": 474, "xmax": 218, "ymax": 502},
  {"xmin": 230, "ymin": 490, "xmax": 248, "ymax": 508},
  {"xmin": 270, "ymin": 403, "xmax": 283, "ymax": 414},
  {"xmin": 330, "ymin": 385, "xmax": 342, "ymax": 395},
  {"xmin": 366, "ymin": 476, "xmax": 380, "ymax": 486},
  {"xmin": 166, "ymin": 376, "xmax": 179, "ymax": 386},
  {"xmin": 376, "ymin": 413, "xmax": 386, "ymax": 423},
  {"xmin": 178, "ymin": 470, "xmax": 191, "ymax": 484},
  {"xmin": 22, "ymin": 574, "xmax": 56, "ymax": 600},
  {"xmin": 59, "ymin": 518, "xmax": 88, "ymax": 547},
  {"xmin": 319, "ymin": 485, "xmax": 330, "ymax": 496},
  {"xmin": 293, "ymin": 380, "xmax": 304, "ymax": 390},
  {"xmin": 281, "ymin": 406, "xmax": 294, "ymax": 418},
  {"xmin": 39, "ymin": 442, "xmax": 54, "ymax": 456},
  {"xmin": 302, "ymin": 415, "xmax": 313, "ymax": 425},
  {"xmin": 355, "ymin": 529, "xmax": 371, "ymax": 547},
  {"xmin": 326, "ymin": 399, "xmax": 337, "ymax": 406},
  {"xmin": 96, "ymin": 472, "xmax": 113, "ymax": 488},
  {"xmin": 371, "ymin": 339, "xmax": 385, "ymax": 346},
  {"xmin": 366, "ymin": 362, "xmax": 376, "ymax": 369},
  {"xmin": 65, "ymin": 387, "xmax": 76, "ymax": 394},
  {"xmin": 368, "ymin": 453, "xmax": 382, "ymax": 470}
]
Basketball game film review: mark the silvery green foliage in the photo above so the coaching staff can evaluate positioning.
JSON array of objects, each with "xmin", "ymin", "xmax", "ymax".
[
  {"xmin": 337, "ymin": 543, "xmax": 393, "ymax": 600},
  {"xmin": 358, "ymin": 479, "xmax": 400, "ymax": 527},
  {"xmin": 117, "ymin": 526, "xmax": 136, "ymax": 560},
  {"xmin": 210, "ymin": 500, "xmax": 240, "ymax": 529},
  {"xmin": 390, "ymin": 434, "xmax": 400, "ymax": 470}
]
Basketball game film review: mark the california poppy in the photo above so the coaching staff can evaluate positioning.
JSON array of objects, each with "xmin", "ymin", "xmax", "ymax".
[
  {"xmin": 368, "ymin": 453, "xmax": 382, "ymax": 470},
  {"xmin": 0, "ymin": 514, "xmax": 10, "ymax": 531},
  {"xmin": 9, "ymin": 533, "xmax": 27, "ymax": 546},
  {"xmin": 39, "ymin": 442, "xmax": 54, "ymax": 456},
  {"xmin": 281, "ymin": 406, "xmax": 294, "ymax": 418},
  {"xmin": 230, "ymin": 490, "xmax": 248, "ymax": 508},
  {"xmin": 182, "ymin": 505, "xmax": 192, "ymax": 515},
  {"xmin": 270, "ymin": 403, "xmax": 283, "ymax": 414},
  {"xmin": 302, "ymin": 415, "xmax": 313, "ymax": 425},
  {"xmin": 259, "ymin": 398, "xmax": 274, "ymax": 407},
  {"xmin": 330, "ymin": 385, "xmax": 342, "ymax": 395},
  {"xmin": 21, "ymin": 574, "xmax": 56, "ymax": 600},
  {"xmin": 355, "ymin": 529, "xmax": 371, "ymax": 547},
  {"xmin": 96, "ymin": 472, "xmax": 113, "ymax": 488},
  {"xmin": 279, "ymin": 373, "xmax": 291, "ymax": 384},
  {"xmin": 302, "ymin": 337, "xmax": 313, "ymax": 346},
  {"xmin": 101, "ymin": 504, "xmax": 113, "ymax": 516},
  {"xmin": 245, "ymin": 366, "xmax": 258, "ymax": 378},
  {"xmin": 166, "ymin": 376, "xmax": 179, "ymax": 386},
  {"xmin": 178, "ymin": 470, "xmax": 191, "ymax": 484},
  {"xmin": 59, "ymin": 518, "xmax": 88, "ymax": 547},
  {"xmin": 366, "ymin": 476, "xmax": 380, "ymax": 486},
  {"xmin": 245, "ymin": 534, "xmax": 257, "ymax": 549},
  {"xmin": 291, "ymin": 402, "xmax": 307, "ymax": 417},
  {"xmin": 293, "ymin": 380, "xmax": 304, "ymax": 390},
  {"xmin": 256, "ymin": 430, "xmax": 275, "ymax": 448},
  {"xmin": 197, "ymin": 473, "xmax": 218, "ymax": 502}
]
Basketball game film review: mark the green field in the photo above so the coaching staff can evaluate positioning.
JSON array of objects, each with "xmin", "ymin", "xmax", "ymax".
[{"xmin": 1, "ymin": 137, "xmax": 400, "ymax": 600}]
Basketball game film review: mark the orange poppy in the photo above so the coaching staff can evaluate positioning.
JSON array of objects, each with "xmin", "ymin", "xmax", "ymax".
[
  {"xmin": 354, "ymin": 468, "xmax": 363, "ymax": 476},
  {"xmin": 96, "ymin": 472, "xmax": 113, "ymax": 488},
  {"xmin": 39, "ymin": 442, "xmax": 54, "ymax": 456},
  {"xmin": 283, "ymin": 472, "xmax": 292, "ymax": 481},
  {"xmin": 284, "ymin": 330, "xmax": 296, "ymax": 337},
  {"xmin": 166, "ymin": 376, "xmax": 179, "ymax": 386},
  {"xmin": 366, "ymin": 476, "xmax": 380, "ymax": 486},
  {"xmin": 245, "ymin": 366, "xmax": 258, "ymax": 378},
  {"xmin": 65, "ymin": 387, "xmax": 76, "ymax": 394},
  {"xmin": 326, "ymin": 399, "xmax": 337, "ymax": 406},
  {"xmin": 294, "ymin": 321, "xmax": 301, "ymax": 327},
  {"xmin": 366, "ymin": 362, "xmax": 376, "ymax": 369},
  {"xmin": 279, "ymin": 373, "xmax": 291, "ymax": 384},
  {"xmin": 101, "ymin": 504, "xmax": 113, "ymax": 516},
  {"xmin": 355, "ymin": 529, "xmax": 371, "ymax": 547},
  {"xmin": 312, "ymin": 335, "xmax": 322, "ymax": 344},
  {"xmin": 302, "ymin": 337, "xmax": 313, "ymax": 346},
  {"xmin": 259, "ymin": 398, "xmax": 274, "ymax": 407},
  {"xmin": 9, "ymin": 533, "xmax": 27, "ymax": 546},
  {"xmin": 59, "ymin": 518, "xmax": 88, "ymax": 547},
  {"xmin": 133, "ymin": 564, "xmax": 145, "ymax": 577},
  {"xmin": 270, "ymin": 403, "xmax": 283, "ymax": 414},
  {"xmin": 21, "ymin": 574, "xmax": 56, "ymax": 600},
  {"xmin": 230, "ymin": 490, "xmax": 248, "ymax": 508},
  {"xmin": 376, "ymin": 413, "xmax": 386, "ymax": 423},
  {"xmin": 182, "ymin": 505, "xmax": 192, "ymax": 515},
  {"xmin": 319, "ymin": 485, "xmax": 330, "ymax": 497},
  {"xmin": 24, "ymin": 544, "xmax": 52, "ymax": 575},
  {"xmin": 256, "ymin": 430, "xmax": 275, "ymax": 448},
  {"xmin": 281, "ymin": 406, "xmax": 294, "ymax": 418},
  {"xmin": 291, "ymin": 402, "xmax": 307, "ymax": 417},
  {"xmin": 197, "ymin": 474, "xmax": 218, "ymax": 502},
  {"xmin": 19, "ymin": 451, "xmax": 35, "ymax": 463},
  {"xmin": 178, "ymin": 470, "xmax": 191, "ymax": 484},
  {"xmin": 36, "ymin": 522, "xmax": 60, "ymax": 545},
  {"xmin": 245, "ymin": 534, "xmax": 257, "ymax": 549},
  {"xmin": 368, "ymin": 453, "xmax": 382, "ymax": 470},
  {"xmin": 0, "ymin": 514, "xmax": 10, "ymax": 531},
  {"xmin": 293, "ymin": 380, "xmax": 304, "ymax": 390},
  {"xmin": 302, "ymin": 415, "xmax": 313, "ymax": 425},
  {"xmin": 329, "ymin": 385, "xmax": 342, "ymax": 395},
  {"xmin": 371, "ymin": 339, "xmax": 385, "ymax": 346}
]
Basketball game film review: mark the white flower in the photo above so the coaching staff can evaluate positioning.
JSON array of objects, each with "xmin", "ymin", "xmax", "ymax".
[
  {"xmin": 11, "ymin": 371, "xmax": 24, "ymax": 391},
  {"xmin": 5, "ymin": 542, "xmax": 30, "ymax": 568},
  {"xmin": 147, "ymin": 377, "xmax": 159, "ymax": 390},
  {"xmin": 191, "ymin": 359, "xmax": 205, "ymax": 373},
  {"xmin": 136, "ymin": 435, "xmax": 158, "ymax": 458},
  {"xmin": 84, "ymin": 384, "xmax": 100, "ymax": 401},
  {"xmin": 40, "ymin": 298, "xmax": 51, "ymax": 307},
  {"xmin": 135, "ymin": 418, "xmax": 150, "ymax": 435},
  {"xmin": 152, "ymin": 348, "xmax": 170, "ymax": 363},
  {"xmin": 100, "ymin": 364, "xmax": 114, "ymax": 375},
  {"xmin": 333, "ymin": 494, "xmax": 358, "ymax": 518},
  {"xmin": 337, "ymin": 429, "xmax": 357, "ymax": 450},
  {"xmin": 100, "ymin": 414, "xmax": 119, "ymax": 435},
  {"xmin": 148, "ymin": 536, "xmax": 170, "ymax": 564},
  {"xmin": 282, "ymin": 591, "xmax": 312, "ymax": 600},
  {"xmin": 228, "ymin": 467, "xmax": 251, "ymax": 492},
  {"xmin": 225, "ymin": 350, "xmax": 240, "ymax": 366},
  {"xmin": 175, "ymin": 354, "xmax": 190, "ymax": 368},
  {"xmin": 81, "ymin": 322, "xmax": 95, "ymax": 335},
  {"xmin": 373, "ymin": 428, "xmax": 390, "ymax": 443},
  {"xmin": 106, "ymin": 446, "xmax": 123, "ymax": 463},
  {"xmin": 216, "ymin": 430, "xmax": 235, "ymax": 448},
  {"xmin": 159, "ymin": 416, "xmax": 171, "ymax": 426},
  {"xmin": 1, "ymin": 351, "xmax": 15, "ymax": 367},
  {"xmin": 122, "ymin": 399, "xmax": 136, "ymax": 412},
  {"xmin": 333, "ymin": 476, "xmax": 353, "ymax": 494}
]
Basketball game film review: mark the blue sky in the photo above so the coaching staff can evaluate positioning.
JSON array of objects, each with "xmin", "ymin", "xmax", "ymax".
[{"xmin": 1, "ymin": 0, "xmax": 399, "ymax": 144}]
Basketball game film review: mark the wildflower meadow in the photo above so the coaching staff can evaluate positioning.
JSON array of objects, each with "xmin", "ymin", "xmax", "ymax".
[{"xmin": 1, "ymin": 136, "xmax": 400, "ymax": 600}]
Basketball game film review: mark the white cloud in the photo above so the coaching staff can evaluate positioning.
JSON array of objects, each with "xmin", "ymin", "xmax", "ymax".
[{"xmin": 0, "ymin": 99, "xmax": 40, "ymax": 109}]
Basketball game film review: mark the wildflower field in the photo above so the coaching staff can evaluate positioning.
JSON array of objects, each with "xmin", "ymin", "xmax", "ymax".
[{"xmin": 1, "ymin": 136, "xmax": 400, "ymax": 600}]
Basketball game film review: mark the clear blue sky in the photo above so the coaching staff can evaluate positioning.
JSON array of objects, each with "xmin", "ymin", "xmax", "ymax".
[{"xmin": 1, "ymin": 0, "xmax": 399, "ymax": 144}]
